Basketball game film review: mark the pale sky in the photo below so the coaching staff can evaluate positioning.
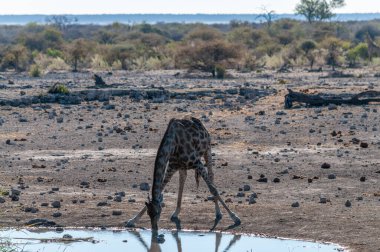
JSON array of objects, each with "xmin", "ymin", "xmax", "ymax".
[{"xmin": 0, "ymin": 0, "xmax": 377, "ymax": 15}]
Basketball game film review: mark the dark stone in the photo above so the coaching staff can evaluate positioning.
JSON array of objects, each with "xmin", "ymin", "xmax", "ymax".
[
  {"xmin": 0, "ymin": 197, "xmax": 5, "ymax": 203},
  {"xmin": 52, "ymin": 212, "xmax": 62, "ymax": 218},
  {"xmin": 345, "ymin": 200, "xmax": 351, "ymax": 207},
  {"xmin": 25, "ymin": 219, "xmax": 56, "ymax": 227},
  {"xmin": 360, "ymin": 142, "xmax": 368, "ymax": 148},
  {"xmin": 139, "ymin": 182, "xmax": 150, "ymax": 191},
  {"xmin": 97, "ymin": 201, "xmax": 108, "ymax": 207},
  {"xmin": 273, "ymin": 178, "xmax": 280, "ymax": 183},
  {"xmin": 360, "ymin": 176, "xmax": 366, "ymax": 182},
  {"xmin": 291, "ymin": 202, "xmax": 300, "ymax": 207},
  {"xmin": 236, "ymin": 192, "xmax": 245, "ymax": 197},
  {"xmin": 257, "ymin": 177, "xmax": 268, "ymax": 183},
  {"xmin": 243, "ymin": 185, "xmax": 250, "ymax": 191},
  {"xmin": 51, "ymin": 201, "xmax": 61, "ymax": 208},
  {"xmin": 321, "ymin": 163, "xmax": 331, "ymax": 169},
  {"xmin": 112, "ymin": 210, "xmax": 122, "ymax": 216}
]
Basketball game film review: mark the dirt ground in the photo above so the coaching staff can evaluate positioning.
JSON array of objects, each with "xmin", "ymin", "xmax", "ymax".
[{"xmin": 0, "ymin": 68, "xmax": 379, "ymax": 251}]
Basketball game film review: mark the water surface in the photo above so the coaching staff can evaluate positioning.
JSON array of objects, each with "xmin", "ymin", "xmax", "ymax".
[{"xmin": 0, "ymin": 228, "xmax": 345, "ymax": 252}]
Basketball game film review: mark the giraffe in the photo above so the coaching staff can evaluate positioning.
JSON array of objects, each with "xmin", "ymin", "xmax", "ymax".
[
  {"xmin": 366, "ymin": 32, "xmax": 380, "ymax": 61},
  {"xmin": 126, "ymin": 117, "xmax": 241, "ymax": 232}
]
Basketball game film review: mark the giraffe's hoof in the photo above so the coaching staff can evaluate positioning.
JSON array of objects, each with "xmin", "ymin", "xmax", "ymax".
[
  {"xmin": 125, "ymin": 220, "xmax": 135, "ymax": 228},
  {"xmin": 210, "ymin": 213, "xmax": 223, "ymax": 231},
  {"xmin": 170, "ymin": 216, "xmax": 182, "ymax": 230}
]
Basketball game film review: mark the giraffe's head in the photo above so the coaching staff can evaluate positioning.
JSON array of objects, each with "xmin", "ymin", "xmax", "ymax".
[{"xmin": 146, "ymin": 197, "xmax": 162, "ymax": 231}]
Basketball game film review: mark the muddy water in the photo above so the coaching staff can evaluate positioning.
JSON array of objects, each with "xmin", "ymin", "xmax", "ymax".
[{"xmin": 0, "ymin": 228, "xmax": 345, "ymax": 252}]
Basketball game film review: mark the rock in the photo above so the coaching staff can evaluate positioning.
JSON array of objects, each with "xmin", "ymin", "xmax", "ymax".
[
  {"xmin": 257, "ymin": 177, "xmax": 268, "ymax": 183},
  {"xmin": 247, "ymin": 175, "xmax": 253, "ymax": 179},
  {"xmin": 19, "ymin": 117, "xmax": 28, "ymax": 122},
  {"xmin": 63, "ymin": 234, "xmax": 73, "ymax": 239},
  {"xmin": 360, "ymin": 142, "xmax": 368, "ymax": 148},
  {"xmin": 328, "ymin": 174, "xmax": 336, "ymax": 179},
  {"xmin": 128, "ymin": 198, "xmax": 136, "ymax": 203},
  {"xmin": 345, "ymin": 200, "xmax": 351, "ymax": 207},
  {"xmin": 94, "ymin": 74, "xmax": 106, "ymax": 86},
  {"xmin": 97, "ymin": 201, "xmax": 108, "ymax": 207},
  {"xmin": 236, "ymin": 192, "xmax": 245, "ymax": 197},
  {"xmin": 114, "ymin": 196, "xmax": 122, "ymax": 202},
  {"xmin": 5, "ymin": 139, "xmax": 11, "ymax": 145},
  {"xmin": 249, "ymin": 193, "xmax": 257, "ymax": 204},
  {"xmin": 112, "ymin": 210, "xmax": 122, "ymax": 216},
  {"xmin": 139, "ymin": 182, "xmax": 150, "ymax": 191},
  {"xmin": 24, "ymin": 207, "xmax": 39, "ymax": 213},
  {"xmin": 56, "ymin": 117, "xmax": 64, "ymax": 123},
  {"xmin": 321, "ymin": 163, "xmax": 331, "ymax": 169},
  {"xmin": 56, "ymin": 227, "xmax": 64, "ymax": 232},
  {"xmin": 51, "ymin": 201, "xmax": 61, "ymax": 208},
  {"xmin": 360, "ymin": 176, "xmax": 366, "ymax": 182},
  {"xmin": 0, "ymin": 197, "xmax": 5, "ymax": 203},
  {"xmin": 273, "ymin": 178, "xmax": 280, "ymax": 183},
  {"xmin": 52, "ymin": 212, "xmax": 62, "ymax": 218},
  {"xmin": 26, "ymin": 219, "xmax": 56, "ymax": 227},
  {"xmin": 243, "ymin": 185, "xmax": 250, "ymax": 191},
  {"xmin": 80, "ymin": 181, "xmax": 90, "ymax": 188},
  {"xmin": 319, "ymin": 197, "xmax": 328, "ymax": 204},
  {"xmin": 291, "ymin": 202, "xmax": 300, "ymax": 207},
  {"xmin": 116, "ymin": 191, "xmax": 126, "ymax": 197},
  {"xmin": 328, "ymin": 104, "xmax": 337, "ymax": 110}
]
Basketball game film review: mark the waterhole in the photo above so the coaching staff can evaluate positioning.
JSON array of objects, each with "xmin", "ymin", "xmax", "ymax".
[{"xmin": 0, "ymin": 228, "xmax": 345, "ymax": 252}]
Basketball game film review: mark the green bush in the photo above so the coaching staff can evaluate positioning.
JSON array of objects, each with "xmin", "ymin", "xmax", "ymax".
[
  {"xmin": 176, "ymin": 39, "xmax": 241, "ymax": 77},
  {"xmin": 215, "ymin": 65, "xmax": 226, "ymax": 79},
  {"xmin": 48, "ymin": 83, "xmax": 69, "ymax": 94},
  {"xmin": 29, "ymin": 64, "xmax": 41, "ymax": 77}
]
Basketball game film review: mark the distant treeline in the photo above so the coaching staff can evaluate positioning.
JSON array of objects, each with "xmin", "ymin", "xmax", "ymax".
[
  {"xmin": 1, "ymin": 14, "xmax": 380, "ymax": 25},
  {"xmin": 0, "ymin": 19, "xmax": 380, "ymax": 77}
]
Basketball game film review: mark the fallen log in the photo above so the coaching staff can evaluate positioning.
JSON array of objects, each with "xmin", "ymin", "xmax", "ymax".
[{"xmin": 284, "ymin": 89, "xmax": 380, "ymax": 109}]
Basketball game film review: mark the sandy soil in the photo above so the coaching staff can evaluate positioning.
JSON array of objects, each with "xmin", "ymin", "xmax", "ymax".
[{"xmin": 0, "ymin": 69, "xmax": 379, "ymax": 251}]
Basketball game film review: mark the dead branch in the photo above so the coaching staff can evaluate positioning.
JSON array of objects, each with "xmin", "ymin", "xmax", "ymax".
[{"xmin": 284, "ymin": 89, "xmax": 380, "ymax": 109}]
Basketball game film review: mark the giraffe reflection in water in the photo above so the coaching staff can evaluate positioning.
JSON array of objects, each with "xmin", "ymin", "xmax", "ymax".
[{"xmin": 129, "ymin": 230, "xmax": 241, "ymax": 252}]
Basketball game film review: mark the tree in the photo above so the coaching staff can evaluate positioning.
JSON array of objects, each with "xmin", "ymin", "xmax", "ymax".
[
  {"xmin": 65, "ymin": 39, "xmax": 91, "ymax": 72},
  {"xmin": 257, "ymin": 7, "xmax": 276, "ymax": 29},
  {"xmin": 176, "ymin": 40, "xmax": 241, "ymax": 78},
  {"xmin": 45, "ymin": 15, "xmax": 78, "ymax": 32},
  {"xmin": 295, "ymin": 0, "xmax": 345, "ymax": 23},
  {"xmin": 300, "ymin": 40, "xmax": 317, "ymax": 70}
]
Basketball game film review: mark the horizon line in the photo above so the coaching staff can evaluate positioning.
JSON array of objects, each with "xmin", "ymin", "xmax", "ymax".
[{"xmin": 0, "ymin": 12, "xmax": 380, "ymax": 16}]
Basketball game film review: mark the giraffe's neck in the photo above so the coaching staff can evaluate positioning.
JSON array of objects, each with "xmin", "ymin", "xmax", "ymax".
[{"xmin": 151, "ymin": 119, "xmax": 176, "ymax": 204}]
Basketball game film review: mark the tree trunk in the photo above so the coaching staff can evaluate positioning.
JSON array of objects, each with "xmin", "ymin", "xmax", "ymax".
[{"xmin": 284, "ymin": 89, "xmax": 380, "ymax": 109}]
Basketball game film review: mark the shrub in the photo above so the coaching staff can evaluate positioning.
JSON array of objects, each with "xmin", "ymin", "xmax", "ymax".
[
  {"xmin": 300, "ymin": 40, "xmax": 317, "ymax": 69},
  {"xmin": 48, "ymin": 83, "xmax": 69, "ymax": 94},
  {"xmin": 321, "ymin": 37, "xmax": 345, "ymax": 70},
  {"xmin": 90, "ymin": 54, "xmax": 110, "ymax": 70},
  {"xmin": 0, "ymin": 45, "xmax": 30, "ymax": 71},
  {"xmin": 33, "ymin": 53, "xmax": 70, "ymax": 73},
  {"xmin": 29, "ymin": 64, "xmax": 41, "ymax": 77},
  {"xmin": 346, "ymin": 43, "xmax": 368, "ymax": 67},
  {"xmin": 215, "ymin": 65, "xmax": 226, "ymax": 79},
  {"xmin": 176, "ymin": 39, "xmax": 241, "ymax": 77},
  {"xmin": 184, "ymin": 26, "xmax": 223, "ymax": 42}
]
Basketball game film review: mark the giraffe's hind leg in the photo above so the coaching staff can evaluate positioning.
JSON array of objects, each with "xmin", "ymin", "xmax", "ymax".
[
  {"xmin": 126, "ymin": 164, "xmax": 178, "ymax": 228},
  {"xmin": 204, "ymin": 149, "xmax": 223, "ymax": 230},
  {"xmin": 196, "ymin": 161, "xmax": 241, "ymax": 230},
  {"xmin": 170, "ymin": 168, "xmax": 187, "ymax": 230}
]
